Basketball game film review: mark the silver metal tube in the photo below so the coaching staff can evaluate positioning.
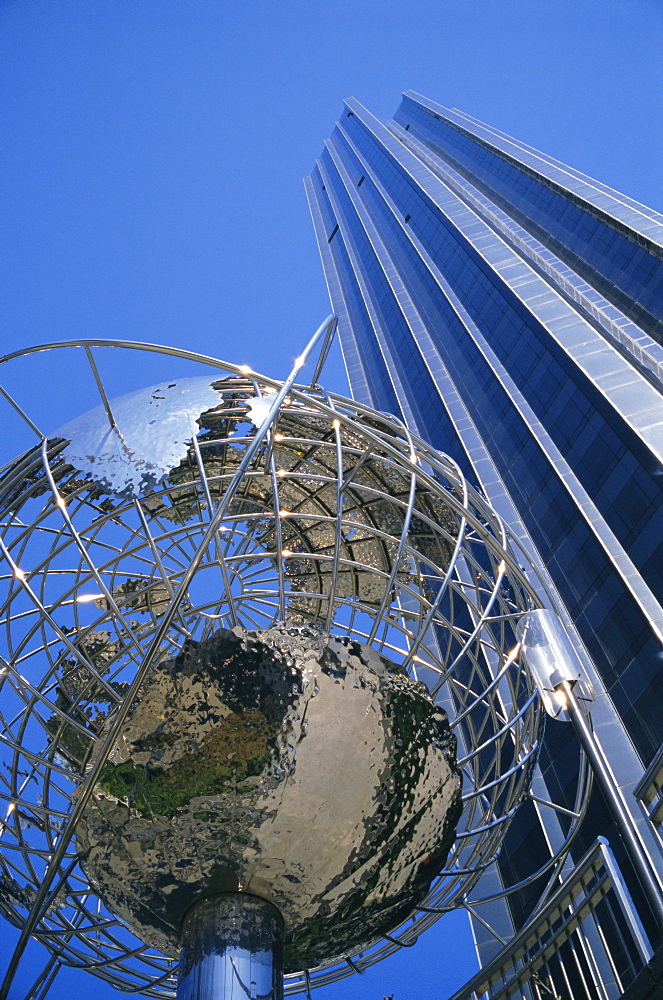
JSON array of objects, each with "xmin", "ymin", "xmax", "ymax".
[
  {"xmin": 560, "ymin": 680, "xmax": 663, "ymax": 935},
  {"xmin": 177, "ymin": 894, "xmax": 284, "ymax": 1000}
]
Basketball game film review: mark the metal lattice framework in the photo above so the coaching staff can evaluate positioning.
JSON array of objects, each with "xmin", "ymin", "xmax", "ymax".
[{"xmin": 0, "ymin": 336, "xmax": 590, "ymax": 998}]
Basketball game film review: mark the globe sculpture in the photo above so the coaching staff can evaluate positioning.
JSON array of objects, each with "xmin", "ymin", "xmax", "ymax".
[{"xmin": 0, "ymin": 334, "xmax": 588, "ymax": 999}]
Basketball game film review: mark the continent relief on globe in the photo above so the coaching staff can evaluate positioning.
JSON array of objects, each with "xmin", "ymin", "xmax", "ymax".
[{"xmin": 75, "ymin": 623, "xmax": 462, "ymax": 971}]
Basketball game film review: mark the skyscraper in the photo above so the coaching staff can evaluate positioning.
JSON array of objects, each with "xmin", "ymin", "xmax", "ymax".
[{"xmin": 306, "ymin": 92, "xmax": 663, "ymax": 997}]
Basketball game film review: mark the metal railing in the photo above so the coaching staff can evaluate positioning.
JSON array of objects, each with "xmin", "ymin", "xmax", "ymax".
[{"xmin": 448, "ymin": 838, "xmax": 653, "ymax": 1000}]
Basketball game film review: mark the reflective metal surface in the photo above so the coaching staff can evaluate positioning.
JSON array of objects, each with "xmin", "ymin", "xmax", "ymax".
[
  {"xmin": 517, "ymin": 609, "xmax": 593, "ymax": 720},
  {"xmin": 177, "ymin": 894, "xmax": 283, "ymax": 1000},
  {"xmin": 0, "ymin": 339, "xmax": 574, "ymax": 997},
  {"xmin": 54, "ymin": 377, "xmax": 223, "ymax": 498},
  {"xmin": 78, "ymin": 623, "xmax": 461, "ymax": 969}
]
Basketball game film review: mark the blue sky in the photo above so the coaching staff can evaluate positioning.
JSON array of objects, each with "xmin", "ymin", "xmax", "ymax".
[{"xmin": 1, "ymin": 1, "xmax": 662, "ymax": 998}]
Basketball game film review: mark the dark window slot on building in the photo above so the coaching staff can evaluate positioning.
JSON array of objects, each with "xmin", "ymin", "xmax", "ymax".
[
  {"xmin": 358, "ymin": 176, "xmax": 365, "ymax": 186},
  {"xmin": 328, "ymin": 224, "xmax": 339, "ymax": 243}
]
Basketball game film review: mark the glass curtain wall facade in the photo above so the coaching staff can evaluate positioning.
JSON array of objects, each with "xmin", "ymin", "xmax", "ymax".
[{"xmin": 306, "ymin": 91, "xmax": 663, "ymax": 992}]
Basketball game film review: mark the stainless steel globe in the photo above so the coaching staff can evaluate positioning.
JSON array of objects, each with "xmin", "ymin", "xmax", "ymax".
[
  {"xmin": 77, "ymin": 622, "xmax": 461, "ymax": 971},
  {"xmin": 0, "ymin": 337, "xmax": 585, "ymax": 999}
]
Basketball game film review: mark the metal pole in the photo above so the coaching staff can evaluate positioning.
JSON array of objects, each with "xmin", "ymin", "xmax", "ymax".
[
  {"xmin": 308, "ymin": 316, "xmax": 338, "ymax": 387},
  {"xmin": 559, "ymin": 680, "xmax": 663, "ymax": 934},
  {"xmin": 177, "ymin": 894, "xmax": 284, "ymax": 1000}
]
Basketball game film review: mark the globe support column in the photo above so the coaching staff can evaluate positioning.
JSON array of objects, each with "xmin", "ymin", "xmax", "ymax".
[{"xmin": 177, "ymin": 894, "xmax": 284, "ymax": 1000}]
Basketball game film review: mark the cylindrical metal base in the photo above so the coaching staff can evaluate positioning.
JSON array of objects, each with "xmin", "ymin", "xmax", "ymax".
[{"xmin": 177, "ymin": 893, "xmax": 284, "ymax": 1000}]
